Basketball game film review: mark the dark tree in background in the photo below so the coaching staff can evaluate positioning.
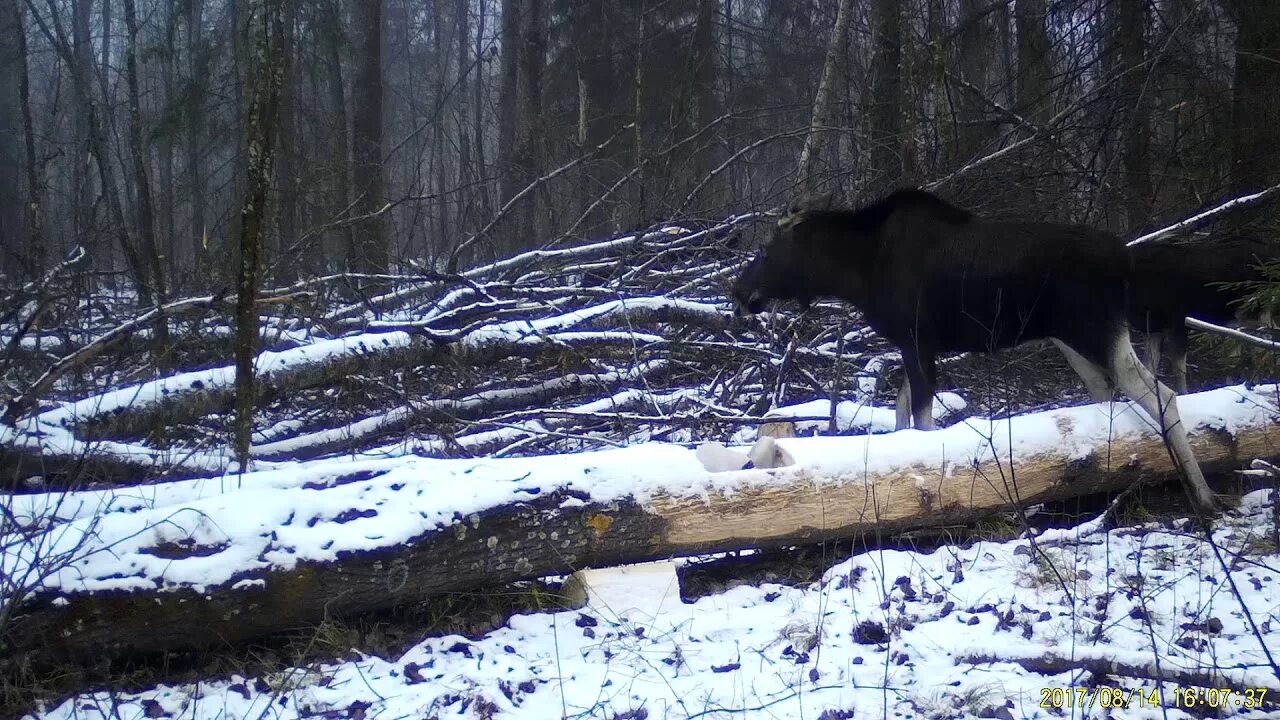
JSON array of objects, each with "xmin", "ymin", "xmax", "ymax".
[
  {"xmin": 350, "ymin": 0, "xmax": 386, "ymax": 277},
  {"xmin": 233, "ymin": 0, "xmax": 286, "ymax": 464},
  {"xmin": 1116, "ymin": 0, "xmax": 1153, "ymax": 229},
  {"xmin": 0, "ymin": 0, "xmax": 23, "ymax": 270},
  {"xmin": 1, "ymin": 0, "xmax": 1278, "ymax": 288},
  {"xmin": 1228, "ymin": 0, "xmax": 1280, "ymax": 196}
]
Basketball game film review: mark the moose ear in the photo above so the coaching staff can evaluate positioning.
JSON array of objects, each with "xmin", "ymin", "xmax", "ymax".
[
  {"xmin": 806, "ymin": 192, "xmax": 836, "ymax": 211},
  {"xmin": 794, "ymin": 192, "xmax": 836, "ymax": 213},
  {"xmin": 780, "ymin": 192, "xmax": 837, "ymax": 227}
]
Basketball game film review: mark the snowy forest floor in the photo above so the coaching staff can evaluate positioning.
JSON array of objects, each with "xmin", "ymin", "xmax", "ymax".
[
  {"xmin": 22, "ymin": 490, "xmax": 1280, "ymax": 720},
  {"xmin": 4, "ymin": 219, "xmax": 1280, "ymax": 719}
]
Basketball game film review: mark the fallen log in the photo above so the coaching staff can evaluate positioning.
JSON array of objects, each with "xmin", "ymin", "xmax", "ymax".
[
  {"xmin": 3, "ymin": 292, "xmax": 314, "ymax": 423},
  {"xmin": 2, "ymin": 385, "xmax": 1277, "ymax": 670},
  {"xmin": 54, "ymin": 297, "xmax": 732, "ymax": 443}
]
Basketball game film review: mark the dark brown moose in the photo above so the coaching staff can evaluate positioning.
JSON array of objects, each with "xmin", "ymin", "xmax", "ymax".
[
  {"xmin": 1129, "ymin": 235, "xmax": 1277, "ymax": 392},
  {"xmin": 732, "ymin": 188, "xmax": 1220, "ymax": 514}
]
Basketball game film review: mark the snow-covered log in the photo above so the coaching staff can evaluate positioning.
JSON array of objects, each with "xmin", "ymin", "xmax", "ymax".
[
  {"xmin": 45, "ymin": 297, "xmax": 731, "ymax": 439},
  {"xmin": 3, "ymin": 385, "xmax": 1276, "ymax": 670}
]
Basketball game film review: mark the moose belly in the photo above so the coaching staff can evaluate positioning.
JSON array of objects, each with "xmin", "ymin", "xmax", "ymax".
[{"xmin": 926, "ymin": 290, "xmax": 1079, "ymax": 353}]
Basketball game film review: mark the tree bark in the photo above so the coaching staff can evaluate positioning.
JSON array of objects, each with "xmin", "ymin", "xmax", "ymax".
[
  {"xmin": 0, "ymin": 0, "xmax": 24, "ymax": 271},
  {"xmin": 71, "ymin": 0, "xmax": 93, "ymax": 262},
  {"xmin": 349, "ymin": 0, "xmax": 387, "ymax": 275},
  {"xmin": 184, "ymin": 0, "xmax": 207, "ymax": 281},
  {"xmin": 570, "ymin": 0, "xmax": 613, "ymax": 159},
  {"xmin": 431, "ymin": 0, "xmax": 451, "ymax": 262},
  {"xmin": 1118, "ymin": 0, "xmax": 1152, "ymax": 229},
  {"xmin": 690, "ymin": 0, "xmax": 719, "ymax": 201},
  {"xmin": 456, "ymin": 0, "xmax": 473, "ymax": 233},
  {"xmin": 233, "ymin": 0, "xmax": 287, "ymax": 465},
  {"xmin": 5, "ymin": 405, "xmax": 1276, "ymax": 670},
  {"xmin": 275, "ymin": 0, "xmax": 299, "ymax": 280},
  {"xmin": 796, "ymin": 0, "xmax": 852, "ymax": 191},
  {"xmin": 495, "ymin": 0, "xmax": 520, "ymax": 222},
  {"xmin": 1228, "ymin": 0, "xmax": 1280, "ymax": 196},
  {"xmin": 472, "ymin": 0, "xmax": 490, "ymax": 220},
  {"xmin": 158, "ymin": 0, "xmax": 177, "ymax": 279},
  {"xmin": 123, "ymin": 0, "xmax": 173, "ymax": 369},
  {"xmin": 1014, "ymin": 0, "xmax": 1052, "ymax": 121},
  {"xmin": 321, "ymin": 0, "xmax": 351, "ymax": 274},
  {"xmin": 98, "ymin": 0, "xmax": 110, "ymax": 104},
  {"xmin": 867, "ymin": 0, "xmax": 905, "ymax": 187},
  {"xmin": 15, "ymin": 0, "xmax": 43, "ymax": 273},
  {"xmin": 28, "ymin": 0, "xmax": 149, "ymax": 301},
  {"xmin": 954, "ymin": 0, "xmax": 991, "ymax": 162},
  {"xmin": 510, "ymin": 0, "xmax": 545, "ymax": 250}
]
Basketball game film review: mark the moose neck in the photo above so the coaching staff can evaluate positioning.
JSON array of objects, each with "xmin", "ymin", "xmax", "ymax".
[{"xmin": 802, "ymin": 213, "xmax": 883, "ymax": 306}]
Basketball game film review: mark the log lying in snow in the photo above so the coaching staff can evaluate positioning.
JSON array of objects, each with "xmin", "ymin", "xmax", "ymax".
[
  {"xmin": 3, "ymin": 385, "xmax": 1277, "ymax": 670},
  {"xmin": 51, "ymin": 297, "xmax": 733, "ymax": 442}
]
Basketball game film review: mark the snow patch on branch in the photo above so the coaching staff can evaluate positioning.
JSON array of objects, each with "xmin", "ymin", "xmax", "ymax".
[{"xmin": 36, "ymin": 331, "xmax": 417, "ymax": 427}]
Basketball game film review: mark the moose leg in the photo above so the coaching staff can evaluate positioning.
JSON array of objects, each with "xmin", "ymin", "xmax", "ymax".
[
  {"xmin": 895, "ymin": 376, "xmax": 913, "ymax": 431},
  {"xmin": 1105, "ymin": 333, "xmax": 1218, "ymax": 515},
  {"xmin": 901, "ymin": 350, "xmax": 938, "ymax": 430},
  {"xmin": 1165, "ymin": 325, "xmax": 1190, "ymax": 394},
  {"xmin": 1144, "ymin": 331, "xmax": 1163, "ymax": 377},
  {"xmin": 1052, "ymin": 339, "xmax": 1113, "ymax": 403}
]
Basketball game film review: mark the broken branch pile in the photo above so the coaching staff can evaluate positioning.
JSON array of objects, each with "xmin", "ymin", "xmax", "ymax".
[{"xmin": 2, "ymin": 214, "xmax": 915, "ymax": 487}]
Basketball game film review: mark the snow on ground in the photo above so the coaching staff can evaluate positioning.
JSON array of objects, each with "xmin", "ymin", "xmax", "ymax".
[
  {"xmin": 27, "ymin": 490, "xmax": 1280, "ymax": 719},
  {"xmin": 5, "ymin": 384, "xmax": 1277, "ymax": 602}
]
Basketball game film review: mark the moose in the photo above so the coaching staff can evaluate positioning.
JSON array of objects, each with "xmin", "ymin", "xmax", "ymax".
[
  {"xmin": 1129, "ymin": 236, "xmax": 1277, "ymax": 393},
  {"xmin": 732, "ymin": 188, "xmax": 1220, "ymax": 515}
]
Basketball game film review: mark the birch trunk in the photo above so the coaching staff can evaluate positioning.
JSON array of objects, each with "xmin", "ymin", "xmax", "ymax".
[{"xmin": 795, "ymin": 0, "xmax": 852, "ymax": 192}]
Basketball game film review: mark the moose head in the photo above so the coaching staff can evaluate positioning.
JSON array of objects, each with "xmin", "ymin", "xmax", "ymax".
[{"xmin": 731, "ymin": 192, "xmax": 845, "ymax": 316}]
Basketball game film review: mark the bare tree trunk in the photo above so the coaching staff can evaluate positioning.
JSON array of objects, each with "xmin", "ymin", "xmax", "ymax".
[
  {"xmin": 690, "ymin": 0, "xmax": 719, "ymax": 203},
  {"xmin": 456, "ymin": 0, "xmax": 472, "ymax": 233},
  {"xmin": 1014, "ymin": 0, "xmax": 1052, "ymax": 121},
  {"xmin": 185, "ymin": 0, "xmax": 207, "ymax": 282},
  {"xmin": 487, "ymin": 0, "xmax": 544, "ymax": 257},
  {"xmin": 71, "ymin": 0, "xmax": 93, "ymax": 261},
  {"xmin": 867, "ymin": 0, "xmax": 905, "ymax": 187},
  {"xmin": 274, "ymin": 0, "xmax": 298, "ymax": 281},
  {"xmin": 495, "ymin": 0, "xmax": 520, "ymax": 218},
  {"xmin": 0, "ymin": 0, "xmax": 25, "ymax": 273},
  {"xmin": 159, "ymin": 0, "xmax": 177, "ymax": 279},
  {"xmin": 631, "ymin": 0, "xmax": 644, "ymax": 225},
  {"xmin": 98, "ymin": 0, "xmax": 110, "ymax": 102},
  {"xmin": 520, "ymin": 0, "xmax": 545, "ymax": 242},
  {"xmin": 234, "ymin": 0, "xmax": 287, "ymax": 466},
  {"xmin": 1229, "ymin": 0, "xmax": 1280, "ymax": 196},
  {"xmin": 519, "ymin": 0, "xmax": 544, "ymax": 232},
  {"xmin": 1117, "ymin": 0, "xmax": 1153, "ymax": 230},
  {"xmin": 571, "ymin": 0, "xmax": 608, "ymax": 236},
  {"xmin": 228, "ymin": 0, "xmax": 248, "ymax": 262},
  {"xmin": 954, "ymin": 0, "xmax": 990, "ymax": 162},
  {"xmin": 29, "ymin": 0, "xmax": 149, "ymax": 297},
  {"xmin": 431, "ymin": 0, "xmax": 450, "ymax": 263},
  {"xmin": 349, "ymin": 0, "xmax": 386, "ymax": 275},
  {"xmin": 123, "ymin": 0, "xmax": 173, "ymax": 368},
  {"xmin": 321, "ymin": 0, "xmax": 351, "ymax": 274},
  {"xmin": 15, "ymin": 0, "xmax": 44, "ymax": 272},
  {"xmin": 472, "ymin": 0, "xmax": 490, "ymax": 220},
  {"xmin": 796, "ymin": 0, "xmax": 852, "ymax": 191}
]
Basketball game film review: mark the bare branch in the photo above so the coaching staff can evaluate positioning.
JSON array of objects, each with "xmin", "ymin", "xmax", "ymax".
[{"xmin": 1126, "ymin": 183, "xmax": 1280, "ymax": 246}]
